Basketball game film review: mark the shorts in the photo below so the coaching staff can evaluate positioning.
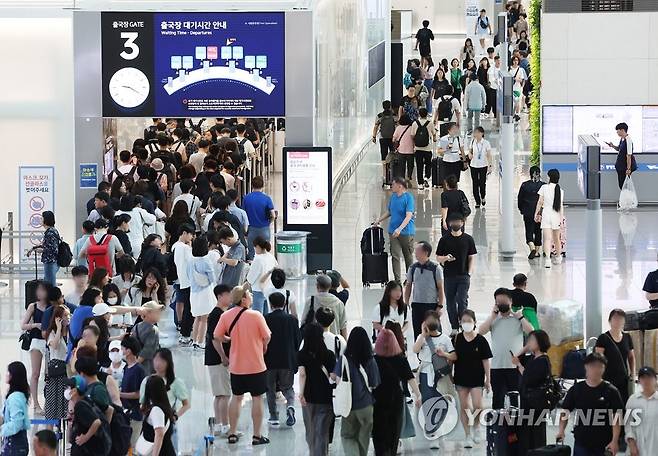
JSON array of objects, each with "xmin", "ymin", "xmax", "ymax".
[
  {"xmin": 208, "ymin": 364, "xmax": 231, "ymax": 397},
  {"xmin": 230, "ymin": 371, "xmax": 267, "ymax": 396},
  {"xmin": 540, "ymin": 210, "xmax": 562, "ymax": 230},
  {"xmin": 455, "ymin": 385, "xmax": 484, "ymax": 392},
  {"xmin": 29, "ymin": 338, "xmax": 46, "ymax": 354},
  {"xmin": 175, "ymin": 286, "xmax": 190, "ymax": 305}
]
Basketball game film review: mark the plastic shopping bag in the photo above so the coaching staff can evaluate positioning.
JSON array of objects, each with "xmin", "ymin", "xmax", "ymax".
[{"xmin": 618, "ymin": 176, "xmax": 638, "ymax": 211}]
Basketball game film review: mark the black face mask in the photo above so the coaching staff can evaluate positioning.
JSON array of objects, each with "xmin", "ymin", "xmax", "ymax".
[
  {"xmin": 450, "ymin": 224, "xmax": 462, "ymax": 232},
  {"xmin": 497, "ymin": 303, "xmax": 510, "ymax": 314},
  {"xmin": 426, "ymin": 322, "xmax": 439, "ymax": 332}
]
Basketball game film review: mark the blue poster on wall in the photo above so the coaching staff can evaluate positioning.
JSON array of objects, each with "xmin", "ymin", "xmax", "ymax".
[
  {"xmin": 80, "ymin": 163, "xmax": 98, "ymax": 189},
  {"xmin": 153, "ymin": 12, "xmax": 285, "ymax": 117}
]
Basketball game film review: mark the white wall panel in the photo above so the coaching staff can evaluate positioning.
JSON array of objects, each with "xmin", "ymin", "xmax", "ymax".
[
  {"xmin": 540, "ymin": 14, "xmax": 568, "ymax": 60},
  {"xmin": 648, "ymin": 59, "xmax": 658, "ymax": 104},
  {"xmin": 541, "ymin": 58, "xmax": 568, "ymax": 104}
]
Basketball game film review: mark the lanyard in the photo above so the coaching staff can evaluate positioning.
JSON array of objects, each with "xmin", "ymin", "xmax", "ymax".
[{"xmin": 474, "ymin": 140, "xmax": 484, "ymax": 161}]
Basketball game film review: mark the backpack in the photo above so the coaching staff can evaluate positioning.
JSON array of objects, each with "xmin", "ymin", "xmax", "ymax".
[
  {"xmin": 438, "ymin": 96, "xmax": 453, "ymax": 121},
  {"xmin": 414, "ymin": 120, "xmax": 431, "ymax": 147},
  {"xmin": 403, "ymin": 72, "xmax": 412, "ymax": 88},
  {"xmin": 144, "ymin": 125, "xmax": 158, "ymax": 141},
  {"xmin": 379, "ymin": 113, "xmax": 396, "ymax": 138},
  {"xmin": 156, "ymin": 169, "xmax": 173, "ymax": 194},
  {"xmin": 237, "ymin": 138, "xmax": 249, "ymax": 160},
  {"xmin": 479, "ymin": 17, "xmax": 488, "ymax": 29},
  {"xmin": 301, "ymin": 296, "xmax": 316, "ymax": 331},
  {"xmin": 107, "ymin": 404, "xmax": 132, "ymax": 456},
  {"xmin": 109, "ymin": 165, "xmax": 137, "ymax": 186},
  {"xmin": 87, "ymin": 234, "xmax": 113, "ymax": 277},
  {"xmin": 360, "ymin": 226, "xmax": 386, "ymax": 255},
  {"xmin": 166, "ymin": 249, "xmax": 178, "ymax": 284},
  {"xmin": 46, "ymin": 228, "xmax": 73, "ymax": 268},
  {"xmin": 77, "ymin": 397, "xmax": 112, "ymax": 456},
  {"xmin": 409, "ymin": 261, "xmax": 439, "ymax": 293}
]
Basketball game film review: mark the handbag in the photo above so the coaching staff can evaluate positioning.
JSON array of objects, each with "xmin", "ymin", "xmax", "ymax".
[
  {"xmin": 19, "ymin": 331, "xmax": 32, "ymax": 351},
  {"xmin": 399, "ymin": 399, "xmax": 416, "ymax": 439},
  {"xmin": 46, "ymin": 346, "xmax": 67, "ymax": 379},
  {"xmin": 332, "ymin": 355, "xmax": 353, "ymax": 418},
  {"xmin": 424, "ymin": 336, "xmax": 452, "ymax": 379},
  {"xmin": 134, "ymin": 435, "xmax": 153, "ymax": 456},
  {"xmin": 460, "ymin": 191, "xmax": 472, "ymax": 218},
  {"xmin": 392, "ymin": 125, "xmax": 412, "ymax": 152},
  {"xmin": 522, "ymin": 376, "xmax": 563, "ymax": 410}
]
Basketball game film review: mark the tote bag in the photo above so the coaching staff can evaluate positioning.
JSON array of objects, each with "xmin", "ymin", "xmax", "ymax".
[{"xmin": 332, "ymin": 355, "xmax": 352, "ymax": 418}]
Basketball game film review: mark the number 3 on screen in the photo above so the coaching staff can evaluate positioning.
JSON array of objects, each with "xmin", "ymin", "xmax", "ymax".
[{"xmin": 120, "ymin": 32, "xmax": 140, "ymax": 60}]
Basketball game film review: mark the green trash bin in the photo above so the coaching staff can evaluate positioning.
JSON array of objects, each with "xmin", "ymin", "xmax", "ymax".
[{"xmin": 275, "ymin": 231, "xmax": 310, "ymax": 279}]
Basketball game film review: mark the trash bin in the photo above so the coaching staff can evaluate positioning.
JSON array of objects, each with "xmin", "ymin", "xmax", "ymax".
[{"xmin": 275, "ymin": 231, "xmax": 310, "ymax": 279}]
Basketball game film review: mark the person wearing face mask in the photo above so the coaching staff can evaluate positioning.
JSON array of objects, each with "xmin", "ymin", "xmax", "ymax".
[
  {"xmin": 518, "ymin": 166, "xmax": 545, "ymax": 259},
  {"xmin": 478, "ymin": 288, "xmax": 534, "ymax": 409},
  {"xmin": 119, "ymin": 335, "xmax": 146, "ymax": 448},
  {"xmin": 453, "ymin": 309, "xmax": 492, "ymax": 448},
  {"xmin": 435, "ymin": 213, "xmax": 477, "ymax": 336},
  {"xmin": 106, "ymin": 340, "xmax": 126, "ymax": 387},
  {"xmin": 412, "ymin": 310, "xmax": 456, "ymax": 449}
]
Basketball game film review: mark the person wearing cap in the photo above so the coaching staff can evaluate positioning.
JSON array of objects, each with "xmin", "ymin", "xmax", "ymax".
[
  {"xmin": 301, "ymin": 275, "xmax": 347, "ymax": 339},
  {"xmin": 79, "ymin": 218, "xmax": 124, "ymax": 277},
  {"xmin": 435, "ymin": 212, "xmax": 477, "ymax": 335},
  {"xmin": 106, "ymin": 339, "xmax": 126, "ymax": 386},
  {"xmin": 130, "ymin": 300, "xmax": 164, "ymax": 374},
  {"xmin": 327, "ymin": 269, "xmax": 350, "ymax": 305},
  {"xmin": 626, "ymin": 366, "xmax": 658, "ymax": 456},
  {"xmin": 65, "ymin": 375, "xmax": 110, "ymax": 455},
  {"xmin": 214, "ymin": 284, "xmax": 272, "ymax": 445},
  {"xmin": 374, "ymin": 176, "xmax": 416, "ymax": 283}
]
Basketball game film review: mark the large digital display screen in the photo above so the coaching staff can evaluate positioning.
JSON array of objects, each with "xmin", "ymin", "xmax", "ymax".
[
  {"xmin": 284, "ymin": 150, "xmax": 330, "ymax": 225},
  {"xmin": 543, "ymin": 105, "xmax": 657, "ymax": 154},
  {"xmin": 368, "ymin": 41, "xmax": 385, "ymax": 88},
  {"xmin": 102, "ymin": 12, "xmax": 285, "ymax": 117}
]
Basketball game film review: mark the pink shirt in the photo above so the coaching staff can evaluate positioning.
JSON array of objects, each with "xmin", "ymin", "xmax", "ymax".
[
  {"xmin": 392, "ymin": 125, "xmax": 415, "ymax": 154},
  {"xmin": 214, "ymin": 306, "xmax": 271, "ymax": 375}
]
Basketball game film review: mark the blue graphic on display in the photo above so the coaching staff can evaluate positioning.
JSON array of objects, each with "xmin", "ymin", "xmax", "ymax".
[{"xmin": 153, "ymin": 12, "xmax": 285, "ymax": 117}]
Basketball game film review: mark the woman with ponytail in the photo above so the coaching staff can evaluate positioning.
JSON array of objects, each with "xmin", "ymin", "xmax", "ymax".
[{"xmin": 534, "ymin": 169, "xmax": 564, "ymax": 268}]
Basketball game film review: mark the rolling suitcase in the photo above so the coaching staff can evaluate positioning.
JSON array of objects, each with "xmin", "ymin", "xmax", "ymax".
[
  {"xmin": 25, "ymin": 250, "xmax": 40, "ymax": 309},
  {"xmin": 527, "ymin": 443, "xmax": 571, "ymax": 456},
  {"xmin": 485, "ymin": 410, "xmax": 520, "ymax": 456},
  {"xmin": 362, "ymin": 253, "xmax": 389, "ymax": 287},
  {"xmin": 431, "ymin": 157, "xmax": 445, "ymax": 188}
]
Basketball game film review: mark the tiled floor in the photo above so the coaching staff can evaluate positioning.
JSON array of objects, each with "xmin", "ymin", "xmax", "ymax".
[{"xmin": 2, "ymin": 37, "xmax": 656, "ymax": 455}]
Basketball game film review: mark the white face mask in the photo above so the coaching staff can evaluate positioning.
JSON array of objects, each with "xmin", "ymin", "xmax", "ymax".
[
  {"xmin": 462, "ymin": 322, "xmax": 475, "ymax": 333},
  {"xmin": 64, "ymin": 388, "xmax": 73, "ymax": 401},
  {"xmin": 107, "ymin": 297, "xmax": 118, "ymax": 305},
  {"xmin": 109, "ymin": 352, "xmax": 123, "ymax": 363}
]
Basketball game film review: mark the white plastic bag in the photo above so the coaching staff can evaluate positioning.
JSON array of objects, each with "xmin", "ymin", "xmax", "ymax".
[
  {"xmin": 332, "ymin": 355, "xmax": 352, "ymax": 418},
  {"xmin": 618, "ymin": 176, "xmax": 638, "ymax": 211}
]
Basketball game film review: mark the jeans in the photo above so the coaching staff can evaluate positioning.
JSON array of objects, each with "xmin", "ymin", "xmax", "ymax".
[
  {"xmin": 411, "ymin": 302, "xmax": 437, "ymax": 340},
  {"xmin": 266, "ymin": 369, "xmax": 295, "ymax": 418},
  {"xmin": 491, "ymin": 368, "xmax": 521, "ymax": 409},
  {"xmin": 341, "ymin": 405, "xmax": 374, "ymax": 456},
  {"xmin": 252, "ymin": 291, "xmax": 268, "ymax": 314},
  {"xmin": 247, "ymin": 226, "xmax": 271, "ymax": 261},
  {"xmin": 523, "ymin": 214, "xmax": 542, "ymax": 246},
  {"xmin": 389, "ymin": 234, "xmax": 414, "ymax": 283},
  {"xmin": 399, "ymin": 154, "xmax": 415, "ymax": 180},
  {"xmin": 466, "ymin": 109, "xmax": 481, "ymax": 132},
  {"xmin": 424, "ymin": 79, "xmax": 434, "ymax": 111},
  {"xmin": 1, "ymin": 430, "xmax": 28, "ymax": 456},
  {"xmin": 43, "ymin": 262, "xmax": 59, "ymax": 286},
  {"xmin": 302, "ymin": 403, "xmax": 334, "ymax": 456},
  {"xmin": 470, "ymin": 166, "xmax": 488, "ymax": 205},
  {"xmin": 444, "ymin": 275, "xmax": 470, "ymax": 330},
  {"xmin": 415, "ymin": 150, "xmax": 432, "ymax": 185}
]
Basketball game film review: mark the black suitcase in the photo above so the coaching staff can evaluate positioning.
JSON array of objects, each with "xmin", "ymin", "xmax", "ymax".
[
  {"xmin": 384, "ymin": 159, "xmax": 404, "ymax": 187},
  {"xmin": 431, "ymin": 157, "xmax": 445, "ymax": 188},
  {"xmin": 641, "ymin": 308, "xmax": 658, "ymax": 330},
  {"xmin": 25, "ymin": 251, "xmax": 40, "ymax": 309},
  {"xmin": 486, "ymin": 410, "xmax": 520, "ymax": 456},
  {"xmin": 527, "ymin": 444, "xmax": 571, "ymax": 456},
  {"xmin": 362, "ymin": 253, "xmax": 389, "ymax": 287}
]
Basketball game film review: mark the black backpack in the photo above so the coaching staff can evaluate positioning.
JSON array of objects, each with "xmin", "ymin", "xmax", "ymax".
[
  {"xmin": 47, "ymin": 228, "xmax": 73, "ymax": 268},
  {"xmin": 414, "ymin": 120, "xmax": 431, "ymax": 147},
  {"xmin": 108, "ymin": 404, "xmax": 132, "ymax": 456},
  {"xmin": 237, "ymin": 138, "xmax": 249, "ymax": 160},
  {"xmin": 438, "ymin": 96, "xmax": 453, "ymax": 121},
  {"xmin": 77, "ymin": 397, "xmax": 112, "ymax": 456},
  {"xmin": 360, "ymin": 226, "xmax": 386, "ymax": 255},
  {"xmin": 166, "ymin": 250, "xmax": 178, "ymax": 284},
  {"xmin": 479, "ymin": 17, "xmax": 488, "ymax": 29},
  {"xmin": 379, "ymin": 113, "xmax": 396, "ymax": 138}
]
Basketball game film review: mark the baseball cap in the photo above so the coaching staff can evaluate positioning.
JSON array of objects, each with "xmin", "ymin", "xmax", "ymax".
[
  {"xmin": 141, "ymin": 300, "xmax": 164, "ymax": 311},
  {"xmin": 64, "ymin": 375, "xmax": 87, "ymax": 393},
  {"xmin": 638, "ymin": 366, "xmax": 657, "ymax": 378},
  {"xmin": 151, "ymin": 158, "xmax": 164, "ymax": 171},
  {"xmin": 109, "ymin": 340, "xmax": 122, "ymax": 352},
  {"xmin": 92, "ymin": 303, "xmax": 117, "ymax": 317},
  {"xmin": 231, "ymin": 283, "xmax": 252, "ymax": 305}
]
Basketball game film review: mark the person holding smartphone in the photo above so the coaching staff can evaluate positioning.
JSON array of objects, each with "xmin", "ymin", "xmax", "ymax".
[{"xmin": 606, "ymin": 122, "xmax": 637, "ymax": 190}]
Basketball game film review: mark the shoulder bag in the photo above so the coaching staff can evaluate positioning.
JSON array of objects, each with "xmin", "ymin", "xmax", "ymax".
[{"xmin": 424, "ymin": 336, "xmax": 452, "ymax": 379}]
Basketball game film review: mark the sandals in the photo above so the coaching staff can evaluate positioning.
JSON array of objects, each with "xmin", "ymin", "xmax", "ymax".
[
  {"xmin": 252, "ymin": 435, "xmax": 270, "ymax": 446},
  {"xmin": 227, "ymin": 434, "xmax": 239, "ymax": 444}
]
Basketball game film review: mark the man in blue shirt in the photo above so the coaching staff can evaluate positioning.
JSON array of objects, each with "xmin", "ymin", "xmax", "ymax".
[
  {"xmin": 242, "ymin": 176, "xmax": 276, "ymax": 261},
  {"xmin": 375, "ymin": 177, "xmax": 416, "ymax": 282}
]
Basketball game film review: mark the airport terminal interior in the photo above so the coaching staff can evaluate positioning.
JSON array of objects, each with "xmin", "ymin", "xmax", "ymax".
[{"xmin": 1, "ymin": 0, "xmax": 658, "ymax": 455}]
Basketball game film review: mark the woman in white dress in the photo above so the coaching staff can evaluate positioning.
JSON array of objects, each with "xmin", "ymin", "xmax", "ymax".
[
  {"xmin": 187, "ymin": 235, "xmax": 216, "ymax": 350},
  {"xmin": 115, "ymin": 194, "xmax": 156, "ymax": 259},
  {"xmin": 534, "ymin": 169, "xmax": 564, "ymax": 268}
]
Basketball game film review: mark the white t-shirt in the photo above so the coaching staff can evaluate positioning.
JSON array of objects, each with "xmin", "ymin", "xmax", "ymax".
[
  {"xmin": 264, "ymin": 286, "xmax": 297, "ymax": 313},
  {"xmin": 173, "ymin": 194, "xmax": 202, "ymax": 220},
  {"xmin": 469, "ymin": 138, "xmax": 492, "ymax": 168},
  {"xmin": 538, "ymin": 182, "xmax": 563, "ymax": 215},
  {"xmin": 205, "ymin": 249, "xmax": 222, "ymax": 282},
  {"xmin": 324, "ymin": 331, "xmax": 346, "ymax": 356},
  {"xmin": 622, "ymin": 136, "xmax": 634, "ymax": 155},
  {"xmin": 434, "ymin": 96, "xmax": 461, "ymax": 123},
  {"xmin": 439, "ymin": 134, "xmax": 463, "ymax": 163},
  {"xmin": 416, "ymin": 332, "xmax": 454, "ymax": 377},
  {"xmin": 65, "ymin": 290, "xmax": 82, "ymax": 306},
  {"xmin": 146, "ymin": 406, "xmax": 170, "ymax": 432},
  {"xmin": 246, "ymin": 252, "xmax": 278, "ymax": 293},
  {"xmin": 172, "ymin": 241, "xmax": 193, "ymax": 289},
  {"xmin": 410, "ymin": 118, "xmax": 435, "ymax": 152},
  {"xmin": 371, "ymin": 304, "xmax": 408, "ymax": 328}
]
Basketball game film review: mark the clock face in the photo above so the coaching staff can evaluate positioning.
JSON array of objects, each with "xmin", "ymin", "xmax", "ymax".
[{"xmin": 108, "ymin": 67, "xmax": 150, "ymax": 108}]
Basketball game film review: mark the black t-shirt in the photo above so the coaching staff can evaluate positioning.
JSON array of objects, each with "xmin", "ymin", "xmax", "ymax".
[
  {"xmin": 205, "ymin": 307, "xmax": 228, "ymax": 366},
  {"xmin": 431, "ymin": 79, "xmax": 451, "ymax": 99},
  {"xmin": 510, "ymin": 288, "xmax": 538, "ymax": 311},
  {"xmin": 329, "ymin": 289, "xmax": 349, "ymax": 305},
  {"xmin": 71, "ymin": 400, "xmax": 106, "ymax": 455},
  {"xmin": 643, "ymin": 270, "xmax": 658, "ymax": 307},
  {"xmin": 453, "ymin": 333, "xmax": 493, "ymax": 387},
  {"xmin": 561, "ymin": 380, "xmax": 624, "ymax": 450},
  {"xmin": 441, "ymin": 189, "xmax": 468, "ymax": 220},
  {"xmin": 298, "ymin": 349, "xmax": 336, "ymax": 405},
  {"xmin": 520, "ymin": 354, "xmax": 551, "ymax": 391},
  {"xmin": 436, "ymin": 233, "xmax": 477, "ymax": 277},
  {"xmin": 595, "ymin": 332, "xmax": 633, "ymax": 384},
  {"xmin": 373, "ymin": 355, "xmax": 414, "ymax": 405},
  {"xmin": 416, "ymin": 28, "xmax": 434, "ymax": 51}
]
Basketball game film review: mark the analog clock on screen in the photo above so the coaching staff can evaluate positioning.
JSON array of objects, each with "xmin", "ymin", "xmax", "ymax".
[{"xmin": 108, "ymin": 67, "xmax": 150, "ymax": 108}]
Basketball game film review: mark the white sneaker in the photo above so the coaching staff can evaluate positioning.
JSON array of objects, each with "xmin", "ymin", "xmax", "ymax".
[
  {"xmin": 429, "ymin": 436, "xmax": 443, "ymax": 450},
  {"xmin": 464, "ymin": 437, "xmax": 474, "ymax": 449},
  {"xmin": 544, "ymin": 257, "xmax": 551, "ymax": 269},
  {"xmin": 472, "ymin": 430, "xmax": 482, "ymax": 444},
  {"xmin": 178, "ymin": 336, "xmax": 192, "ymax": 345}
]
